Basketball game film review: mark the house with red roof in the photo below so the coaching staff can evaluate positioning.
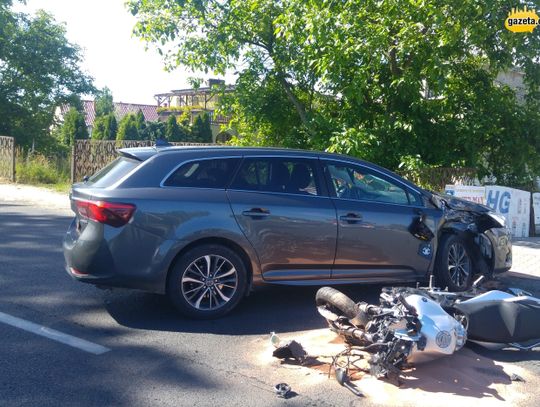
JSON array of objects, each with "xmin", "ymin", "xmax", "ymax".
[{"xmin": 56, "ymin": 100, "xmax": 158, "ymax": 137}]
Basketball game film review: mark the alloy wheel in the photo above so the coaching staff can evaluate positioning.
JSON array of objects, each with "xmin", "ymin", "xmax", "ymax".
[
  {"xmin": 181, "ymin": 254, "xmax": 238, "ymax": 311},
  {"xmin": 447, "ymin": 242, "xmax": 470, "ymax": 287}
]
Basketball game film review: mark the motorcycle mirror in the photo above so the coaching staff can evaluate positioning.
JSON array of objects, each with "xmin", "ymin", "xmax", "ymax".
[
  {"xmin": 335, "ymin": 367, "xmax": 347, "ymax": 385},
  {"xmin": 335, "ymin": 367, "xmax": 363, "ymax": 397}
]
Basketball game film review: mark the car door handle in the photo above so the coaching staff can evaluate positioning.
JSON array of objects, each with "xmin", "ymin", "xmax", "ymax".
[
  {"xmin": 339, "ymin": 213, "xmax": 363, "ymax": 223},
  {"xmin": 242, "ymin": 208, "xmax": 270, "ymax": 217}
]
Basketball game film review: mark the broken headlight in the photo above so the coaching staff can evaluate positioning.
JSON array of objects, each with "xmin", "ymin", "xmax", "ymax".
[
  {"xmin": 487, "ymin": 211, "xmax": 506, "ymax": 228},
  {"xmin": 488, "ymin": 212, "xmax": 506, "ymax": 228}
]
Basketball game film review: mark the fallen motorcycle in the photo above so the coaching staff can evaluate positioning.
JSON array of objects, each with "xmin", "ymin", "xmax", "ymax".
[{"xmin": 316, "ymin": 276, "xmax": 540, "ymax": 384}]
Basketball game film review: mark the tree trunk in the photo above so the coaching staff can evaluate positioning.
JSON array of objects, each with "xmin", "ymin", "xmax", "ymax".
[{"xmin": 277, "ymin": 75, "xmax": 316, "ymax": 138}]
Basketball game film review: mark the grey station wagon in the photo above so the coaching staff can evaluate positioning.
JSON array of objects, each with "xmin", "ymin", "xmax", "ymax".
[{"xmin": 64, "ymin": 146, "xmax": 511, "ymax": 318}]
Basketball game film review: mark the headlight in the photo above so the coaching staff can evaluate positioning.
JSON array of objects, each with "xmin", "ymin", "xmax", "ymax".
[
  {"xmin": 455, "ymin": 324, "xmax": 467, "ymax": 350},
  {"xmin": 488, "ymin": 211, "xmax": 506, "ymax": 228}
]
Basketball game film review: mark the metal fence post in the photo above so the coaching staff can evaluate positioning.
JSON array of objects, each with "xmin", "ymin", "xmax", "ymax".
[
  {"xmin": 11, "ymin": 138, "xmax": 15, "ymax": 182},
  {"xmin": 71, "ymin": 144, "xmax": 76, "ymax": 183}
]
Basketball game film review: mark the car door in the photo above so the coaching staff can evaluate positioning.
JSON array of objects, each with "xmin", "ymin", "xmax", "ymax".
[
  {"xmin": 227, "ymin": 156, "xmax": 337, "ymax": 281},
  {"xmin": 322, "ymin": 159, "xmax": 432, "ymax": 281}
]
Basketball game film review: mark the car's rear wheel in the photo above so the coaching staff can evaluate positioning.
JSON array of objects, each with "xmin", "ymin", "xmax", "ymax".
[
  {"xmin": 167, "ymin": 244, "xmax": 247, "ymax": 319},
  {"xmin": 435, "ymin": 234, "xmax": 473, "ymax": 291}
]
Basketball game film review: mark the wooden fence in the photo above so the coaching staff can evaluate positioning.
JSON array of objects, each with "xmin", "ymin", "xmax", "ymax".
[
  {"xmin": 0, "ymin": 136, "xmax": 15, "ymax": 182},
  {"xmin": 399, "ymin": 167, "xmax": 477, "ymax": 192},
  {"xmin": 71, "ymin": 140, "xmax": 215, "ymax": 182}
]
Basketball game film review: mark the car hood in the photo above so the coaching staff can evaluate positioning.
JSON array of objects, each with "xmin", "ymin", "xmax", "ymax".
[{"xmin": 430, "ymin": 192, "xmax": 491, "ymax": 213}]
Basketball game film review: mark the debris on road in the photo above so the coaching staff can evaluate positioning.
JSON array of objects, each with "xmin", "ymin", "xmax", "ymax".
[
  {"xmin": 264, "ymin": 274, "xmax": 540, "ymax": 406},
  {"xmin": 273, "ymin": 382, "xmax": 292, "ymax": 398},
  {"xmin": 511, "ymin": 373, "xmax": 526, "ymax": 382},
  {"xmin": 272, "ymin": 340, "xmax": 307, "ymax": 364},
  {"xmin": 270, "ymin": 331, "xmax": 281, "ymax": 348},
  {"xmin": 335, "ymin": 367, "xmax": 363, "ymax": 397}
]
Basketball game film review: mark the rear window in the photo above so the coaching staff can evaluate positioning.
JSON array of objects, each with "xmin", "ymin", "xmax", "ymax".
[
  {"xmin": 163, "ymin": 158, "xmax": 241, "ymax": 189},
  {"xmin": 87, "ymin": 157, "xmax": 141, "ymax": 188}
]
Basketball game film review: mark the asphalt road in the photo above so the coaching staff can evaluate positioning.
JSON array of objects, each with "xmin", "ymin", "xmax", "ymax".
[
  {"xmin": 0, "ymin": 200, "xmax": 383, "ymax": 406},
  {"xmin": 1, "ymin": 199, "xmax": 539, "ymax": 407}
]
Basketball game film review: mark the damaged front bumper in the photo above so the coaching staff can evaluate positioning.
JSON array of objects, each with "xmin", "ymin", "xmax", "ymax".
[
  {"xmin": 430, "ymin": 192, "xmax": 512, "ymax": 275},
  {"xmin": 483, "ymin": 227, "xmax": 512, "ymax": 273}
]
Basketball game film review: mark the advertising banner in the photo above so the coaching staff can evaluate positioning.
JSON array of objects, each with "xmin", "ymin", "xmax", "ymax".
[
  {"xmin": 533, "ymin": 192, "xmax": 540, "ymax": 234},
  {"xmin": 444, "ymin": 185, "xmax": 486, "ymax": 205},
  {"xmin": 485, "ymin": 186, "xmax": 530, "ymax": 238},
  {"xmin": 445, "ymin": 185, "xmax": 531, "ymax": 237}
]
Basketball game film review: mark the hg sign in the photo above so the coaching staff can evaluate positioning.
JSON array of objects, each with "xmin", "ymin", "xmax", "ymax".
[{"xmin": 486, "ymin": 190, "xmax": 511, "ymax": 214}]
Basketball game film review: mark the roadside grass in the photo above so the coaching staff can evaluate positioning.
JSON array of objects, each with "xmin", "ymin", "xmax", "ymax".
[
  {"xmin": 42, "ymin": 181, "xmax": 71, "ymax": 194},
  {"xmin": 15, "ymin": 151, "xmax": 71, "ymax": 193}
]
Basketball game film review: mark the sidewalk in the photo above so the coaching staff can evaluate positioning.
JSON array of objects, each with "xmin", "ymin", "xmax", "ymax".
[
  {"xmin": 511, "ymin": 238, "xmax": 540, "ymax": 278},
  {"xmin": 0, "ymin": 182, "xmax": 71, "ymax": 214}
]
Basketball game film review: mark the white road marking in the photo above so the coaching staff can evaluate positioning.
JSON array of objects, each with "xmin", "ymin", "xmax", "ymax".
[{"xmin": 0, "ymin": 311, "xmax": 110, "ymax": 355}]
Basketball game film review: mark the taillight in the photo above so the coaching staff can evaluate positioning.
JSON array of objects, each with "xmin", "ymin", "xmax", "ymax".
[{"xmin": 75, "ymin": 200, "xmax": 136, "ymax": 227}]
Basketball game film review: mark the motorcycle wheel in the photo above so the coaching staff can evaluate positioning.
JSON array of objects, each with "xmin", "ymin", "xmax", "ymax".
[{"xmin": 315, "ymin": 287, "xmax": 369, "ymax": 326}]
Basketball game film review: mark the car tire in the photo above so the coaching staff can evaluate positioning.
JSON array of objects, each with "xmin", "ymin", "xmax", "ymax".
[
  {"xmin": 435, "ymin": 234, "xmax": 473, "ymax": 291},
  {"xmin": 167, "ymin": 244, "xmax": 248, "ymax": 319}
]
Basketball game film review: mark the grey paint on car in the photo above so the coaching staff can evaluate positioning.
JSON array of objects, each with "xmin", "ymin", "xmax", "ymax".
[{"xmin": 63, "ymin": 146, "xmax": 512, "ymax": 318}]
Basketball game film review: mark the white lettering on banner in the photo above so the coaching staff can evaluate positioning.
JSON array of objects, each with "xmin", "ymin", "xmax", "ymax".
[
  {"xmin": 533, "ymin": 193, "xmax": 540, "ymax": 233},
  {"xmin": 485, "ymin": 186, "xmax": 530, "ymax": 238},
  {"xmin": 444, "ymin": 185, "xmax": 486, "ymax": 204}
]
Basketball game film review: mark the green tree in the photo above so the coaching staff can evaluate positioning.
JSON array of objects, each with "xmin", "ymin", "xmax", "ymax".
[
  {"xmin": 164, "ymin": 114, "xmax": 188, "ymax": 142},
  {"xmin": 116, "ymin": 113, "xmax": 139, "ymax": 141},
  {"xmin": 135, "ymin": 109, "xmax": 146, "ymax": 137},
  {"xmin": 191, "ymin": 113, "xmax": 213, "ymax": 143},
  {"xmin": 94, "ymin": 87, "xmax": 114, "ymax": 117},
  {"xmin": 0, "ymin": 1, "xmax": 94, "ymax": 150},
  {"xmin": 92, "ymin": 87, "xmax": 117, "ymax": 140},
  {"xmin": 141, "ymin": 120, "xmax": 166, "ymax": 141},
  {"xmin": 92, "ymin": 113, "xmax": 117, "ymax": 140},
  {"xmin": 59, "ymin": 107, "xmax": 88, "ymax": 146},
  {"xmin": 129, "ymin": 0, "xmax": 540, "ymax": 188}
]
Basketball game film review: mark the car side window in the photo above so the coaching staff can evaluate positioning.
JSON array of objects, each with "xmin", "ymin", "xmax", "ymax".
[
  {"xmin": 163, "ymin": 158, "xmax": 241, "ymax": 188},
  {"xmin": 325, "ymin": 162, "xmax": 411, "ymax": 205},
  {"xmin": 230, "ymin": 158, "xmax": 320, "ymax": 196}
]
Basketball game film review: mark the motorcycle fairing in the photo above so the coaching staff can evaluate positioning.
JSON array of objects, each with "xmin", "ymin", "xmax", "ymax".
[{"xmin": 455, "ymin": 297, "xmax": 540, "ymax": 343}]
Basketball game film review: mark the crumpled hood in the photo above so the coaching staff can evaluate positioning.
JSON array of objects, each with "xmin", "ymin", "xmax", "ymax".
[{"xmin": 431, "ymin": 192, "xmax": 491, "ymax": 213}]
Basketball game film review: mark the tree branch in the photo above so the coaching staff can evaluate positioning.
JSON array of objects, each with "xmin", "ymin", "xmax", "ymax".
[{"xmin": 277, "ymin": 74, "xmax": 316, "ymax": 137}]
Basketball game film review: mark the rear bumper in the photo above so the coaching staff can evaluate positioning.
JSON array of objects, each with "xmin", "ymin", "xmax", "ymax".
[{"xmin": 63, "ymin": 218, "xmax": 169, "ymax": 294}]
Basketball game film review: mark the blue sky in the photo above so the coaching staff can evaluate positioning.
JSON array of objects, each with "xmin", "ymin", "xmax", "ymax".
[{"xmin": 15, "ymin": 0, "xmax": 234, "ymax": 104}]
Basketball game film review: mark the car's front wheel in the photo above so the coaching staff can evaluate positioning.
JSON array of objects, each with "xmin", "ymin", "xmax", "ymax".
[
  {"xmin": 435, "ymin": 234, "xmax": 473, "ymax": 291},
  {"xmin": 167, "ymin": 244, "xmax": 248, "ymax": 319}
]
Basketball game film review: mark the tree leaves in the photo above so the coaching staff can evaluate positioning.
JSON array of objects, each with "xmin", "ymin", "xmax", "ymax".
[
  {"xmin": 0, "ymin": 4, "xmax": 94, "ymax": 149},
  {"xmin": 129, "ymin": 0, "xmax": 540, "ymax": 188}
]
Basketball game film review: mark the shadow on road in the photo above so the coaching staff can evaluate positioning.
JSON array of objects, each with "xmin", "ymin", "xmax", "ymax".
[
  {"xmin": 104, "ymin": 284, "xmax": 383, "ymax": 335},
  {"xmin": 467, "ymin": 341, "xmax": 540, "ymax": 362}
]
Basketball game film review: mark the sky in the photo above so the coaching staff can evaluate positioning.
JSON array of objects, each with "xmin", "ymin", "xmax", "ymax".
[{"xmin": 15, "ymin": 0, "xmax": 234, "ymax": 105}]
